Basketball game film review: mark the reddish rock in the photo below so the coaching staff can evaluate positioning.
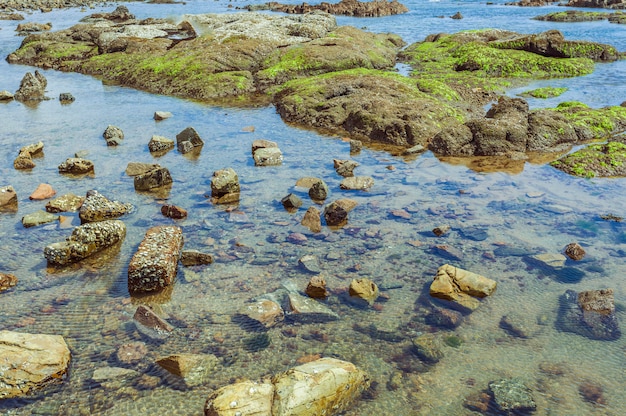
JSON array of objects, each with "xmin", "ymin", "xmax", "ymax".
[
  {"xmin": 29, "ymin": 183, "xmax": 56, "ymax": 200},
  {"xmin": 161, "ymin": 204, "xmax": 187, "ymax": 219},
  {"xmin": 116, "ymin": 341, "xmax": 148, "ymax": 365},
  {"xmin": 128, "ymin": 226, "xmax": 184, "ymax": 293},
  {"xmin": 133, "ymin": 305, "xmax": 174, "ymax": 339}
]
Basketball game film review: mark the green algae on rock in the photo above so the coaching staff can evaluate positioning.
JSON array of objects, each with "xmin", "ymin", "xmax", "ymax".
[
  {"xmin": 551, "ymin": 141, "xmax": 626, "ymax": 178},
  {"xmin": 519, "ymin": 86, "xmax": 568, "ymax": 99}
]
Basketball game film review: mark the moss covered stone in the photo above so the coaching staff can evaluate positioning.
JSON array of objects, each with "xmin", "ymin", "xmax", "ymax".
[
  {"xmin": 551, "ymin": 141, "xmax": 626, "ymax": 178},
  {"xmin": 520, "ymin": 87, "xmax": 567, "ymax": 99},
  {"xmin": 554, "ymin": 102, "xmax": 626, "ymax": 140}
]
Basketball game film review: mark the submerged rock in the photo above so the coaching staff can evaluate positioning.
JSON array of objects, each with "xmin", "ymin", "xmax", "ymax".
[
  {"xmin": 22, "ymin": 210, "xmax": 59, "ymax": 228},
  {"xmin": 133, "ymin": 304, "xmax": 174, "ymax": 341},
  {"xmin": 430, "ymin": 264, "xmax": 497, "ymax": 312},
  {"xmin": 128, "ymin": 226, "xmax": 183, "ymax": 293},
  {"xmin": 156, "ymin": 353, "xmax": 219, "ymax": 387},
  {"xmin": 489, "ymin": 378, "xmax": 536, "ymax": 413},
  {"xmin": 0, "ymin": 330, "xmax": 70, "ymax": 399},
  {"xmin": 44, "ymin": 220, "xmax": 126, "ymax": 265},
  {"xmin": 45, "ymin": 193, "xmax": 85, "ymax": 213},
  {"xmin": 205, "ymin": 357, "xmax": 369, "ymax": 416},
  {"xmin": 102, "ymin": 125, "xmax": 124, "ymax": 146},
  {"xmin": 557, "ymin": 288, "xmax": 621, "ymax": 340}
]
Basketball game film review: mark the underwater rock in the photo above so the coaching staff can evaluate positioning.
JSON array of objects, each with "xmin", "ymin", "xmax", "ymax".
[
  {"xmin": 306, "ymin": 275, "xmax": 329, "ymax": 299},
  {"xmin": 557, "ymin": 288, "xmax": 621, "ymax": 340},
  {"xmin": 430, "ymin": 264, "xmax": 497, "ymax": 313},
  {"xmin": 102, "ymin": 125, "xmax": 124, "ymax": 146},
  {"xmin": 527, "ymin": 252, "xmax": 567, "ymax": 269},
  {"xmin": 349, "ymin": 278, "xmax": 379, "ymax": 306},
  {"xmin": 424, "ymin": 307, "xmax": 463, "ymax": 329},
  {"xmin": 237, "ymin": 299, "xmax": 285, "ymax": 329},
  {"xmin": 287, "ymin": 292, "xmax": 339, "ymax": 323},
  {"xmin": 133, "ymin": 305, "xmax": 174, "ymax": 340},
  {"xmin": 43, "ymin": 219, "xmax": 126, "ymax": 265},
  {"xmin": 0, "ymin": 330, "xmax": 70, "ymax": 399},
  {"xmin": 128, "ymin": 226, "xmax": 183, "ymax": 293},
  {"xmin": 499, "ymin": 313, "xmax": 539, "ymax": 338},
  {"xmin": 412, "ymin": 334, "xmax": 444, "ymax": 363},
  {"xmin": 79, "ymin": 190, "xmax": 133, "ymax": 223},
  {"xmin": 180, "ymin": 250, "xmax": 213, "ymax": 266},
  {"xmin": 92, "ymin": 366, "xmax": 139, "ymax": 389},
  {"xmin": 489, "ymin": 378, "xmax": 536, "ymax": 413},
  {"xmin": 298, "ymin": 254, "xmax": 321, "ymax": 274},
  {"xmin": 156, "ymin": 353, "xmax": 219, "ymax": 387}
]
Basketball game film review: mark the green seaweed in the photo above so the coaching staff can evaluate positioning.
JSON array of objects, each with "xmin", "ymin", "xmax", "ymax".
[{"xmin": 520, "ymin": 87, "xmax": 567, "ymax": 99}]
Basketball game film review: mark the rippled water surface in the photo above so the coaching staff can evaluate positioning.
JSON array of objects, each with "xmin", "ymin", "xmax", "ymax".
[{"xmin": 1, "ymin": 1, "xmax": 625, "ymax": 415}]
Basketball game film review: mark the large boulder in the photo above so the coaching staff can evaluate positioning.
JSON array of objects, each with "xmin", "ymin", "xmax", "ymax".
[
  {"xmin": 0, "ymin": 330, "xmax": 71, "ymax": 399},
  {"xmin": 128, "ymin": 226, "xmax": 184, "ymax": 293},
  {"xmin": 204, "ymin": 357, "xmax": 370, "ymax": 416},
  {"xmin": 44, "ymin": 220, "xmax": 126, "ymax": 265}
]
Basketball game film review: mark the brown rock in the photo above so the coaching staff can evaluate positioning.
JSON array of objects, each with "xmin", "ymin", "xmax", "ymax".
[
  {"xmin": 161, "ymin": 204, "xmax": 188, "ymax": 219},
  {"xmin": 430, "ymin": 264, "xmax": 497, "ymax": 312},
  {"xmin": 133, "ymin": 305, "xmax": 174, "ymax": 339},
  {"xmin": 579, "ymin": 381, "xmax": 606, "ymax": 405},
  {"xmin": 239, "ymin": 299, "xmax": 285, "ymax": 328},
  {"xmin": 0, "ymin": 330, "xmax": 70, "ymax": 399},
  {"xmin": 433, "ymin": 225, "xmax": 451, "ymax": 236},
  {"xmin": 564, "ymin": 242, "xmax": 585, "ymax": 261},
  {"xmin": 339, "ymin": 176, "xmax": 374, "ymax": 191},
  {"xmin": 349, "ymin": 278, "xmax": 379, "ymax": 306},
  {"xmin": 296, "ymin": 177, "xmax": 321, "ymax": 188},
  {"xmin": 45, "ymin": 193, "xmax": 84, "ymax": 213},
  {"xmin": 301, "ymin": 206, "xmax": 322, "ymax": 232},
  {"xmin": 0, "ymin": 273, "xmax": 18, "ymax": 292},
  {"xmin": 281, "ymin": 193, "xmax": 303, "ymax": 211},
  {"xmin": 29, "ymin": 183, "xmax": 56, "ymax": 200},
  {"xmin": 180, "ymin": 250, "xmax": 213, "ymax": 266},
  {"xmin": 0, "ymin": 186, "xmax": 18, "ymax": 211},
  {"xmin": 252, "ymin": 139, "xmax": 278, "ymax": 153},
  {"xmin": 333, "ymin": 159, "xmax": 359, "ymax": 177},
  {"xmin": 58, "ymin": 157, "xmax": 94, "ymax": 175},
  {"xmin": 306, "ymin": 275, "xmax": 328, "ymax": 299},
  {"xmin": 116, "ymin": 341, "xmax": 148, "ymax": 365},
  {"xmin": 125, "ymin": 162, "xmax": 160, "ymax": 176},
  {"xmin": 128, "ymin": 226, "xmax": 184, "ymax": 293},
  {"xmin": 156, "ymin": 353, "xmax": 219, "ymax": 387}
]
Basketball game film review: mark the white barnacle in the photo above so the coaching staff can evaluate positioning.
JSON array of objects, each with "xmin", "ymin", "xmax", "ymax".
[{"xmin": 229, "ymin": 400, "xmax": 237, "ymax": 408}]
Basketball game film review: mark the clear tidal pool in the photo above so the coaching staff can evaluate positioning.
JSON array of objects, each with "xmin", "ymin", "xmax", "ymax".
[{"xmin": 1, "ymin": 1, "xmax": 625, "ymax": 415}]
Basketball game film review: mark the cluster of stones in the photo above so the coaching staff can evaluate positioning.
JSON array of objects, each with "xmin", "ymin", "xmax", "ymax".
[{"xmin": 259, "ymin": 0, "xmax": 409, "ymax": 17}]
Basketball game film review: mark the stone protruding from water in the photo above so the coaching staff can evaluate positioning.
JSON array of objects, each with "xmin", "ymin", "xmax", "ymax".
[
  {"xmin": 252, "ymin": 139, "xmax": 283, "ymax": 166},
  {"xmin": 430, "ymin": 264, "xmax": 497, "ymax": 312},
  {"xmin": 161, "ymin": 204, "xmax": 188, "ymax": 220},
  {"xmin": 176, "ymin": 126, "xmax": 204, "ymax": 154},
  {"xmin": 79, "ymin": 190, "xmax": 133, "ymax": 223},
  {"xmin": 308, "ymin": 179, "xmax": 329, "ymax": 201},
  {"xmin": 45, "ymin": 193, "xmax": 85, "ymax": 213},
  {"xmin": 128, "ymin": 226, "xmax": 184, "ymax": 293},
  {"xmin": 349, "ymin": 278, "xmax": 379, "ymax": 306},
  {"xmin": 339, "ymin": 176, "xmax": 374, "ymax": 191},
  {"xmin": 210, "ymin": 167, "xmax": 240, "ymax": 204},
  {"xmin": 557, "ymin": 288, "xmax": 621, "ymax": 340},
  {"xmin": 44, "ymin": 220, "xmax": 126, "ymax": 265},
  {"xmin": 333, "ymin": 159, "xmax": 359, "ymax": 177},
  {"xmin": 564, "ymin": 242, "xmax": 586, "ymax": 260},
  {"xmin": 148, "ymin": 135, "xmax": 174, "ymax": 154},
  {"xmin": 58, "ymin": 157, "xmax": 95, "ymax": 175},
  {"xmin": 323, "ymin": 198, "xmax": 357, "ymax": 227},
  {"xmin": 281, "ymin": 193, "xmax": 302, "ymax": 211},
  {"xmin": 102, "ymin": 125, "xmax": 124, "ymax": 146},
  {"xmin": 0, "ymin": 185, "xmax": 18, "ymax": 212},
  {"xmin": 14, "ymin": 141, "xmax": 44, "ymax": 170},
  {"xmin": 133, "ymin": 166, "xmax": 173, "ymax": 191},
  {"xmin": 204, "ymin": 357, "xmax": 369, "ymax": 416},
  {"xmin": 306, "ymin": 275, "xmax": 328, "ymax": 299},
  {"xmin": 0, "ymin": 273, "xmax": 18, "ymax": 293},
  {"xmin": 287, "ymin": 292, "xmax": 339, "ymax": 323},
  {"xmin": 0, "ymin": 330, "xmax": 70, "ymax": 399},
  {"xmin": 14, "ymin": 70, "xmax": 47, "ymax": 102}
]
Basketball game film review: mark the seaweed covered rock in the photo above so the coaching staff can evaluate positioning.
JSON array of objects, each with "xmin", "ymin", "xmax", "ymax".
[
  {"xmin": 557, "ymin": 289, "xmax": 621, "ymax": 340},
  {"xmin": 274, "ymin": 68, "xmax": 463, "ymax": 147},
  {"xmin": 552, "ymin": 141, "xmax": 626, "ymax": 178},
  {"xmin": 261, "ymin": 0, "xmax": 409, "ymax": 17}
]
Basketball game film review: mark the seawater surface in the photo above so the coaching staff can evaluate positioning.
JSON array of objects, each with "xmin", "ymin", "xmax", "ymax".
[{"xmin": 1, "ymin": 1, "xmax": 625, "ymax": 415}]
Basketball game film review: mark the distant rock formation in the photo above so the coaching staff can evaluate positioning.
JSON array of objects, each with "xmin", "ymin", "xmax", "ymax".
[{"xmin": 259, "ymin": 0, "xmax": 409, "ymax": 17}]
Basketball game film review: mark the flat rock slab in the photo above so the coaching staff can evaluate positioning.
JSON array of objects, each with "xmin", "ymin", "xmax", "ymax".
[
  {"xmin": 45, "ymin": 193, "xmax": 85, "ymax": 213},
  {"xmin": 287, "ymin": 292, "xmax": 339, "ymax": 323},
  {"xmin": 128, "ymin": 226, "xmax": 184, "ymax": 293},
  {"xmin": 0, "ymin": 330, "xmax": 71, "ymax": 399},
  {"xmin": 430, "ymin": 264, "xmax": 497, "ymax": 312}
]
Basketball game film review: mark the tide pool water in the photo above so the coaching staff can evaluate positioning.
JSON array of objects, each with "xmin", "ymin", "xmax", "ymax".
[{"xmin": 1, "ymin": 1, "xmax": 625, "ymax": 415}]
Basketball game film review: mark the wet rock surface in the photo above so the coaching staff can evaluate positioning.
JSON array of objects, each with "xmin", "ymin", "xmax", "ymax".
[
  {"xmin": 258, "ymin": 0, "xmax": 409, "ymax": 17},
  {"xmin": 79, "ymin": 190, "xmax": 133, "ymax": 223},
  {"xmin": 44, "ymin": 219, "xmax": 126, "ymax": 265},
  {"xmin": 127, "ymin": 225, "xmax": 184, "ymax": 293},
  {"xmin": 0, "ymin": 330, "xmax": 71, "ymax": 399},
  {"xmin": 430, "ymin": 264, "xmax": 497, "ymax": 312},
  {"xmin": 557, "ymin": 288, "xmax": 621, "ymax": 340}
]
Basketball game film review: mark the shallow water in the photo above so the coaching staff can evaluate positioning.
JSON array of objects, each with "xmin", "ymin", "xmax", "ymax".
[{"xmin": 1, "ymin": 1, "xmax": 625, "ymax": 415}]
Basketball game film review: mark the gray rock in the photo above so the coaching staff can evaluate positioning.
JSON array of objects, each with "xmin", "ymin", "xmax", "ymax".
[
  {"xmin": 125, "ymin": 162, "xmax": 160, "ymax": 176},
  {"xmin": 154, "ymin": 111, "xmax": 172, "ymax": 120},
  {"xmin": 0, "ymin": 330, "xmax": 71, "ymax": 399},
  {"xmin": 14, "ymin": 70, "xmax": 47, "ymax": 102},
  {"xmin": 339, "ymin": 176, "xmax": 374, "ymax": 191},
  {"xmin": 176, "ymin": 126, "xmax": 204, "ymax": 149},
  {"xmin": 489, "ymin": 378, "xmax": 536, "ymax": 413},
  {"xmin": 133, "ymin": 167, "xmax": 173, "ymax": 191},
  {"xmin": 287, "ymin": 292, "xmax": 339, "ymax": 323},
  {"xmin": 44, "ymin": 220, "xmax": 126, "ymax": 265},
  {"xmin": 210, "ymin": 168, "xmax": 240, "ymax": 202},
  {"xmin": 237, "ymin": 299, "xmax": 285, "ymax": 329},
  {"xmin": 253, "ymin": 147, "xmax": 283, "ymax": 166},
  {"xmin": 22, "ymin": 210, "xmax": 59, "ymax": 228},
  {"xmin": 500, "ymin": 313, "xmax": 539, "ymax": 338},
  {"xmin": 528, "ymin": 252, "xmax": 566, "ymax": 269},
  {"xmin": 349, "ymin": 139, "xmax": 362, "ymax": 153},
  {"xmin": 103, "ymin": 125, "xmax": 124, "ymax": 146},
  {"xmin": 92, "ymin": 367, "xmax": 139, "ymax": 389},
  {"xmin": 309, "ymin": 179, "xmax": 329, "ymax": 201},
  {"xmin": 412, "ymin": 334, "xmax": 444, "ymax": 363},
  {"xmin": 298, "ymin": 254, "xmax": 321, "ymax": 273},
  {"xmin": 59, "ymin": 92, "xmax": 74, "ymax": 103}
]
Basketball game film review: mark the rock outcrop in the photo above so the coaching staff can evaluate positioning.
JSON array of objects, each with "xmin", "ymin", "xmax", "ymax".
[
  {"xmin": 14, "ymin": 70, "xmax": 47, "ymax": 102},
  {"xmin": 204, "ymin": 357, "xmax": 369, "ymax": 416},
  {"xmin": 127, "ymin": 226, "xmax": 184, "ymax": 293},
  {"xmin": 0, "ymin": 330, "xmax": 71, "ymax": 399},
  {"xmin": 44, "ymin": 220, "xmax": 126, "ymax": 265},
  {"xmin": 262, "ymin": 0, "xmax": 409, "ymax": 17}
]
